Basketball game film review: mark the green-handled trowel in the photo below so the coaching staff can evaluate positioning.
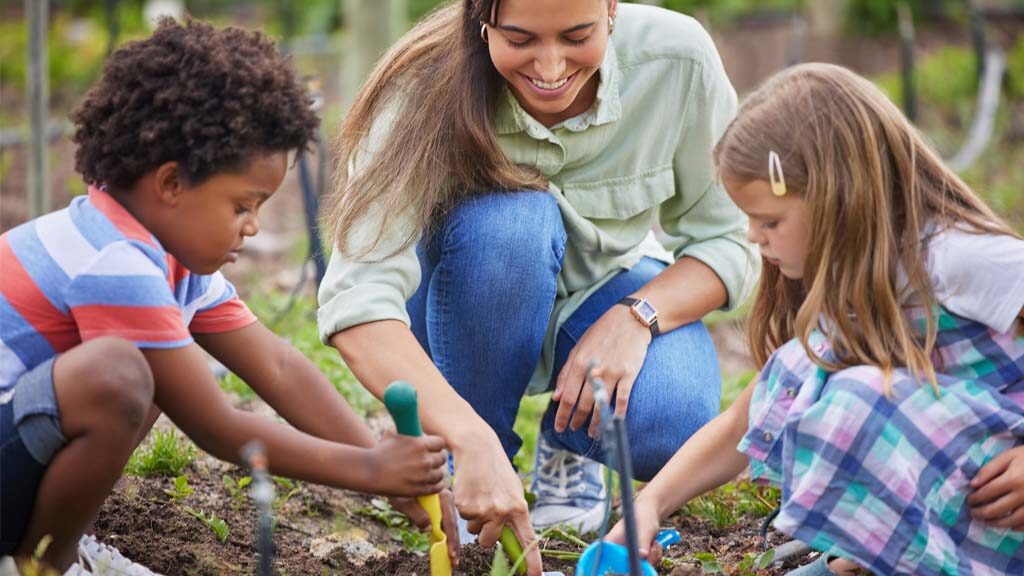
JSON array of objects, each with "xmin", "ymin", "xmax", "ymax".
[{"xmin": 384, "ymin": 381, "xmax": 452, "ymax": 576}]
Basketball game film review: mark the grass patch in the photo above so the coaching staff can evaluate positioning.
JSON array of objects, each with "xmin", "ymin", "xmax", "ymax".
[
  {"xmin": 681, "ymin": 480, "xmax": 780, "ymax": 529},
  {"xmin": 125, "ymin": 428, "xmax": 197, "ymax": 477}
]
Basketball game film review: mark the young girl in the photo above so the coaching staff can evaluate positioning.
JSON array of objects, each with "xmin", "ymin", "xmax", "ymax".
[
  {"xmin": 608, "ymin": 63, "xmax": 1024, "ymax": 575},
  {"xmin": 0, "ymin": 19, "xmax": 453, "ymax": 573}
]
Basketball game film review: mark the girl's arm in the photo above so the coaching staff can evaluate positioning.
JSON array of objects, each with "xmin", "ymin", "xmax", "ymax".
[{"xmin": 606, "ymin": 372, "xmax": 758, "ymax": 554}]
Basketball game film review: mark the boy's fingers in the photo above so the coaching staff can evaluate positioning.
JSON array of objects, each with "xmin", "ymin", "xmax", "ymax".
[{"xmin": 971, "ymin": 451, "xmax": 1012, "ymax": 488}]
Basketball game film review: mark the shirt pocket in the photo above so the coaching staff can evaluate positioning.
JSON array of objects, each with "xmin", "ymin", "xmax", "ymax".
[{"xmin": 561, "ymin": 165, "xmax": 674, "ymax": 220}]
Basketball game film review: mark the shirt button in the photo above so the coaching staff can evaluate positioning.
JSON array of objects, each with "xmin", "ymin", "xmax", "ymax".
[
  {"xmin": 786, "ymin": 388, "xmax": 797, "ymax": 398},
  {"xmin": 763, "ymin": 432, "xmax": 774, "ymax": 442}
]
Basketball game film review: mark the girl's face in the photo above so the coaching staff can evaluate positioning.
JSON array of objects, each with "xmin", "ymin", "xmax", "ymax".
[
  {"xmin": 165, "ymin": 152, "xmax": 287, "ymax": 274},
  {"xmin": 723, "ymin": 175, "xmax": 809, "ymax": 280},
  {"xmin": 487, "ymin": 0, "xmax": 614, "ymax": 127}
]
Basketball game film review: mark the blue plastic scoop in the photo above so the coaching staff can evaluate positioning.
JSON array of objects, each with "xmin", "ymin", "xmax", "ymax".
[{"xmin": 576, "ymin": 529, "xmax": 681, "ymax": 576}]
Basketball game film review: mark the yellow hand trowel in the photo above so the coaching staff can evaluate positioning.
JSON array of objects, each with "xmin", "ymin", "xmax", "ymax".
[{"xmin": 384, "ymin": 381, "xmax": 452, "ymax": 576}]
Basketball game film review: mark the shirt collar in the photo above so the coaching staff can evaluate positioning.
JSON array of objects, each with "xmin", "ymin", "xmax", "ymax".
[{"xmin": 495, "ymin": 38, "xmax": 622, "ymax": 136}]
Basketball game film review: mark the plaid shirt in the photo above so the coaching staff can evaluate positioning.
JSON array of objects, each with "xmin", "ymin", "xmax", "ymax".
[{"xmin": 738, "ymin": 307, "xmax": 1024, "ymax": 575}]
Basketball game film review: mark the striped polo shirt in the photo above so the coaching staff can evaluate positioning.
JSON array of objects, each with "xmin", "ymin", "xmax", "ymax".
[{"xmin": 0, "ymin": 187, "xmax": 256, "ymax": 391}]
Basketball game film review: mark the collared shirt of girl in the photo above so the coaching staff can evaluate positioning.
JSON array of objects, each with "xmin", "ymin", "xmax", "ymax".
[{"xmin": 316, "ymin": 1, "xmax": 759, "ymax": 572}]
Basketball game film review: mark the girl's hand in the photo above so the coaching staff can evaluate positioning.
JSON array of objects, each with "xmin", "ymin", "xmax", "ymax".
[
  {"xmin": 367, "ymin": 432, "xmax": 449, "ymax": 496},
  {"xmin": 388, "ymin": 488, "xmax": 461, "ymax": 566},
  {"xmin": 605, "ymin": 495, "xmax": 663, "ymax": 562},
  {"xmin": 968, "ymin": 445, "xmax": 1024, "ymax": 530},
  {"xmin": 554, "ymin": 304, "xmax": 652, "ymax": 437}
]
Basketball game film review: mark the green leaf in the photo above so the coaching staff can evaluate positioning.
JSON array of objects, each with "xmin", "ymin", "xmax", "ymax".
[
  {"xmin": 490, "ymin": 544, "xmax": 512, "ymax": 576},
  {"xmin": 756, "ymin": 548, "xmax": 776, "ymax": 569}
]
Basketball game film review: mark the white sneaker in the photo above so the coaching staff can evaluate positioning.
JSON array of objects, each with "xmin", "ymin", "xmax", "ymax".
[
  {"xmin": 528, "ymin": 436, "xmax": 607, "ymax": 534},
  {"xmin": 68, "ymin": 535, "xmax": 159, "ymax": 576}
]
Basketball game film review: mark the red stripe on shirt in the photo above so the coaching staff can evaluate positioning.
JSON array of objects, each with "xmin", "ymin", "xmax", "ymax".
[
  {"xmin": 73, "ymin": 303, "xmax": 190, "ymax": 342},
  {"xmin": 88, "ymin": 187, "xmax": 158, "ymax": 248},
  {"xmin": 0, "ymin": 235, "xmax": 81, "ymax": 352},
  {"xmin": 166, "ymin": 254, "xmax": 191, "ymax": 290},
  {"xmin": 189, "ymin": 298, "xmax": 257, "ymax": 334}
]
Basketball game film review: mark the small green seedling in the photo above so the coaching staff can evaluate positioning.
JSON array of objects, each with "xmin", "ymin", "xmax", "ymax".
[
  {"xmin": 185, "ymin": 507, "xmax": 230, "ymax": 543},
  {"xmin": 355, "ymin": 498, "xmax": 429, "ymax": 552},
  {"xmin": 222, "ymin": 474, "xmax": 252, "ymax": 510},
  {"xmin": 165, "ymin": 475, "xmax": 194, "ymax": 502}
]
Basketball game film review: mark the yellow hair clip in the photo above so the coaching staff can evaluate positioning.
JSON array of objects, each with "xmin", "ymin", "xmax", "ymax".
[{"xmin": 768, "ymin": 150, "xmax": 787, "ymax": 197}]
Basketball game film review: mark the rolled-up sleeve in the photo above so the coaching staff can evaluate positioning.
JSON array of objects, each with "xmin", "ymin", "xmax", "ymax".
[
  {"xmin": 317, "ymin": 228, "xmax": 421, "ymax": 344},
  {"xmin": 659, "ymin": 34, "xmax": 760, "ymax": 310}
]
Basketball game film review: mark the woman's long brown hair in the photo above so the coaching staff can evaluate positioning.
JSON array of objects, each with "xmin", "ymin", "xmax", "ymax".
[
  {"xmin": 713, "ymin": 63, "xmax": 1020, "ymax": 391},
  {"xmin": 322, "ymin": 0, "xmax": 547, "ymax": 259}
]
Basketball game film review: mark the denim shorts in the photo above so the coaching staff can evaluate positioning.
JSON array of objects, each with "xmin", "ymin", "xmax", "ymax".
[{"xmin": 0, "ymin": 357, "xmax": 67, "ymax": 555}]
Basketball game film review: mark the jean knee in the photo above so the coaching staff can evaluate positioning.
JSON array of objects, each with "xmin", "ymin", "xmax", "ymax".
[{"xmin": 445, "ymin": 191, "xmax": 565, "ymax": 266}]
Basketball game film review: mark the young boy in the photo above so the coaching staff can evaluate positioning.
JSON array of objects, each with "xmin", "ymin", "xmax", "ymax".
[{"xmin": 0, "ymin": 18, "xmax": 454, "ymax": 573}]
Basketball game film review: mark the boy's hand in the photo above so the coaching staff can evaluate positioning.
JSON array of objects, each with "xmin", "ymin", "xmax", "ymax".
[
  {"xmin": 389, "ymin": 488, "xmax": 461, "ymax": 566},
  {"xmin": 968, "ymin": 445, "xmax": 1024, "ymax": 530},
  {"xmin": 368, "ymin": 432, "xmax": 449, "ymax": 497},
  {"xmin": 605, "ymin": 496, "xmax": 662, "ymax": 563}
]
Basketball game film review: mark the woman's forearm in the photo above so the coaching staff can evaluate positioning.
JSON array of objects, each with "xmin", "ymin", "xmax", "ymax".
[
  {"xmin": 632, "ymin": 256, "xmax": 728, "ymax": 333},
  {"xmin": 330, "ymin": 320, "xmax": 498, "ymax": 453},
  {"xmin": 641, "ymin": 376, "xmax": 756, "ymax": 518}
]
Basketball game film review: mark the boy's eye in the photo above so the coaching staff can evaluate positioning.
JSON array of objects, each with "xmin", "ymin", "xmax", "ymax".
[{"xmin": 235, "ymin": 205, "xmax": 252, "ymax": 215}]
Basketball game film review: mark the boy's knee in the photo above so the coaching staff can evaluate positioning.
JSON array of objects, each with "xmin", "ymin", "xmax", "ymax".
[{"xmin": 75, "ymin": 338, "xmax": 154, "ymax": 427}]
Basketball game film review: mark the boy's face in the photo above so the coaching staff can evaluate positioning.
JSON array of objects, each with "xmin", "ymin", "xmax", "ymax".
[
  {"xmin": 723, "ymin": 175, "xmax": 809, "ymax": 280},
  {"xmin": 165, "ymin": 152, "xmax": 288, "ymax": 275}
]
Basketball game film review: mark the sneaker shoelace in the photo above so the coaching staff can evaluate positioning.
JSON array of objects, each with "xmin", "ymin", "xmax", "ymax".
[{"xmin": 534, "ymin": 447, "xmax": 588, "ymax": 502}]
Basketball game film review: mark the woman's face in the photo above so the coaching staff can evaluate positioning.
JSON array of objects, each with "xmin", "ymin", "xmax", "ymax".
[{"xmin": 486, "ymin": 0, "xmax": 614, "ymax": 127}]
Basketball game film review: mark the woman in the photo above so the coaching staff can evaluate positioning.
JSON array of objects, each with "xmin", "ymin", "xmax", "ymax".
[{"xmin": 319, "ymin": 0, "xmax": 757, "ymax": 572}]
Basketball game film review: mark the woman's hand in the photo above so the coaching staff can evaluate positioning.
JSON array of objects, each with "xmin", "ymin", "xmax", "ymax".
[
  {"xmin": 453, "ymin": 437, "xmax": 543, "ymax": 575},
  {"xmin": 389, "ymin": 488, "xmax": 461, "ymax": 566},
  {"xmin": 605, "ymin": 494, "xmax": 663, "ymax": 562},
  {"xmin": 553, "ymin": 304, "xmax": 652, "ymax": 437},
  {"xmin": 968, "ymin": 445, "xmax": 1024, "ymax": 530}
]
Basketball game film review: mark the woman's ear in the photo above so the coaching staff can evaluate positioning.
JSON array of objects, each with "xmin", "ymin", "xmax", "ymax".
[{"xmin": 153, "ymin": 161, "xmax": 184, "ymax": 207}]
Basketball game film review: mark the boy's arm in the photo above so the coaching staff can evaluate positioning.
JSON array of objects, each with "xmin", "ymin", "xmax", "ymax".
[
  {"xmin": 193, "ymin": 322, "xmax": 375, "ymax": 448},
  {"xmin": 142, "ymin": 343, "xmax": 443, "ymax": 496}
]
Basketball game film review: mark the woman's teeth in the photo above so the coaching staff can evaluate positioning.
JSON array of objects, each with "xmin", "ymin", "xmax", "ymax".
[{"xmin": 531, "ymin": 76, "xmax": 569, "ymax": 90}]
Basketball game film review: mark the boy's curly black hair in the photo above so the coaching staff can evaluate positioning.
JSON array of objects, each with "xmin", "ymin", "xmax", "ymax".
[{"xmin": 71, "ymin": 17, "xmax": 319, "ymax": 190}]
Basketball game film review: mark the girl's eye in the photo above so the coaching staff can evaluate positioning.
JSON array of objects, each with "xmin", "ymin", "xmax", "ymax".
[{"xmin": 762, "ymin": 221, "xmax": 779, "ymax": 230}]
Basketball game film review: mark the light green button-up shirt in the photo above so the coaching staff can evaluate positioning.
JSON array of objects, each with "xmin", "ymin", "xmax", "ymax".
[{"xmin": 318, "ymin": 3, "xmax": 760, "ymax": 394}]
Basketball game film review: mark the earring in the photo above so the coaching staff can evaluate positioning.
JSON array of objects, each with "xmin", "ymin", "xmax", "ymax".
[
  {"xmin": 480, "ymin": 22, "xmax": 489, "ymax": 43},
  {"xmin": 608, "ymin": 16, "xmax": 615, "ymax": 34},
  {"xmin": 768, "ymin": 150, "xmax": 787, "ymax": 197}
]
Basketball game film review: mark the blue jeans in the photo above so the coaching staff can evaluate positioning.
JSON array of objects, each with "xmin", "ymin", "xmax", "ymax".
[{"xmin": 408, "ymin": 192, "xmax": 721, "ymax": 482}]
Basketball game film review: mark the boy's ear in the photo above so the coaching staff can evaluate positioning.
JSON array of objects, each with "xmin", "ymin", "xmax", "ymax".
[{"xmin": 153, "ymin": 161, "xmax": 185, "ymax": 207}]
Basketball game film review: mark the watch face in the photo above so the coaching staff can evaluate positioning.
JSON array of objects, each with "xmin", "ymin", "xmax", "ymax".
[{"xmin": 636, "ymin": 299, "xmax": 657, "ymax": 322}]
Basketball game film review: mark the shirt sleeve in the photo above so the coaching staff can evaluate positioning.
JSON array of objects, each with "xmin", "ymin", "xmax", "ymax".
[
  {"xmin": 317, "ymin": 95, "xmax": 423, "ymax": 345},
  {"xmin": 65, "ymin": 242, "xmax": 192, "ymax": 349},
  {"xmin": 658, "ymin": 34, "xmax": 760, "ymax": 310},
  {"xmin": 928, "ymin": 229, "xmax": 1024, "ymax": 334},
  {"xmin": 187, "ymin": 271, "xmax": 257, "ymax": 334}
]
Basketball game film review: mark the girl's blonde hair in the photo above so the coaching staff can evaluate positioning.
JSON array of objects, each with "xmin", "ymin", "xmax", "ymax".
[
  {"xmin": 713, "ymin": 63, "xmax": 1019, "ymax": 390},
  {"xmin": 323, "ymin": 0, "xmax": 547, "ymax": 258}
]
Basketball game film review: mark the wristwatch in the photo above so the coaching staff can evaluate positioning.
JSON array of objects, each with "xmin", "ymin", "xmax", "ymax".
[{"xmin": 618, "ymin": 296, "xmax": 660, "ymax": 337}]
